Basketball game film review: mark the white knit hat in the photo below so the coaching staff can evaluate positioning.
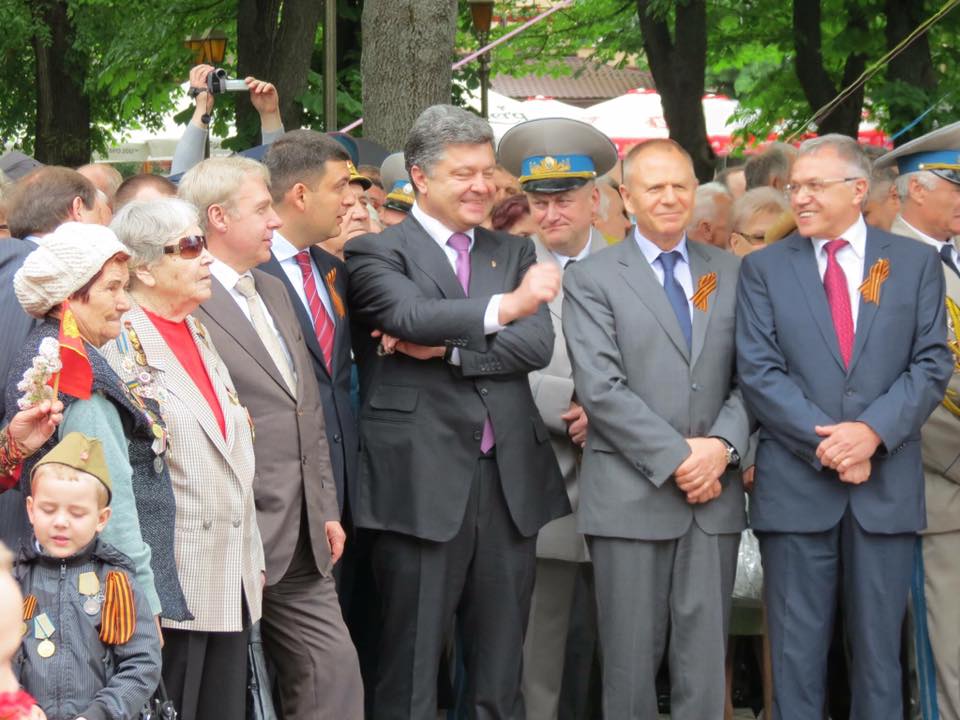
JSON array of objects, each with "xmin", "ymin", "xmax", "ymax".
[{"xmin": 14, "ymin": 223, "xmax": 131, "ymax": 318}]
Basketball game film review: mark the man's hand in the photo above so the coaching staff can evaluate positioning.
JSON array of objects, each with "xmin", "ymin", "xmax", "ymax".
[
  {"xmin": 498, "ymin": 262, "xmax": 561, "ymax": 325},
  {"xmin": 8, "ymin": 399, "xmax": 64, "ymax": 456},
  {"xmin": 839, "ymin": 458, "xmax": 871, "ymax": 485},
  {"xmin": 245, "ymin": 76, "xmax": 282, "ymax": 133},
  {"xmin": 561, "ymin": 401, "xmax": 588, "ymax": 447},
  {"xmin": 815, "ymin": 422, "xmax": 881, "ymax": 471},
  {"xmin": 685, "ymin": 478, "xmax": 722, "ymax": 504},
  {"xmin": 371, "ymin": 329, "xmax": 444, "ymax": 360},
  {"xmin": 742, "ymin": 465, "xmax": 756, "ymax": 493},
  {"xmin": 675, "ymin": 437, "xmax": 728, "ymax": 493},
  {"xmin": 187, "ymin": 64, "xmax": 215, "ymax": 125},
  {"xmin": 326, "ymin": 521, "xmax": 346, "ymax": 565}
]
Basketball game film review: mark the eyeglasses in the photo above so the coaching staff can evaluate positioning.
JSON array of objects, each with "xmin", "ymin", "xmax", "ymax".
[
  {"xmin": 783, "ymin": 177, "xmax": 862, "ymax": 196},
  {"xmin": 733, "ymin": 230, "xmax": 767, "ymax": 246},
  {"xmin": 162, "ymin": 235, "xmax": 207, "ymax": 259}
]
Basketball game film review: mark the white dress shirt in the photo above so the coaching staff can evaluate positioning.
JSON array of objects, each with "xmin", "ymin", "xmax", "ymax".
[
  {"xmin": 551, "ymin": 237, "xmax": 592, "ymax": 269},
  {"xmin": 896, "ymin": 216, "xmax": 960, "ymax": 268},
  {"xmin": 633, "ymin": 228, "xmax": 694, "ymax": 322},
  {"xmin": 209, "ymin": 259, "xmax": 296, "ymax": 371},
  {"xmin": 812, "ymin": 215, "xmax": 867, "ymax": 328},
  {"xmin": 270, "ymin": 231, "xmax": 337, "ymax": 326}
]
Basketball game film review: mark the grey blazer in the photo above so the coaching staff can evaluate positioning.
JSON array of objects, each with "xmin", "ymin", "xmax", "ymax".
[
  {"xmin": 530, "ymin": 229, "xmax": 608, "ymax": 562},
  {"xmin": 562, "ymin": 235, "xmax": 749, "ymax": 541}
]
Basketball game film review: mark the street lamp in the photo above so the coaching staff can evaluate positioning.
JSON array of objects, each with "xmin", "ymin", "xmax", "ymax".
[
  {"xmin": 468, "ymin": 0, "xmax": 495, "ymax": 119},
  {"xmin": 184, "ymin": 28, "xmax": 228, "ymax": 66}
]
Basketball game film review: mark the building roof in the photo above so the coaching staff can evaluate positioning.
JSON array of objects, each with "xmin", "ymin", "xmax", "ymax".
[{"xmin": 491, "ymin": 57, "xmax": 654, "ymax": 108}]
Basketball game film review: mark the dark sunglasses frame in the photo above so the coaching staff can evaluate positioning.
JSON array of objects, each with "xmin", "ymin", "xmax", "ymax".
[{"xmin": 162, "ymin": 234, "xmax": 207, "ymax": 259}]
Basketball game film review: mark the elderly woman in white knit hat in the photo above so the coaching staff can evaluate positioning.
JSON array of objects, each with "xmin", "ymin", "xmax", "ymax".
[{"xmin": 6, "ymin": 222, "xmax": 174, "ymax": 640}]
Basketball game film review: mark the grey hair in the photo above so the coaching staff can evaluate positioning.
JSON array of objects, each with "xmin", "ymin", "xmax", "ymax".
[
  {"xmin": 732, "ymin": 187, "xmax": 789, "ymax": 230},
  {"xmin": 110, "ymin": 198, "xmax": 200, "ymax": 269},
  {"xmin": 178, "ymin": 156, "xmax": 270, "ymax": 230},
  {"xmin": 894, "ymin": 170, "xmax": 938, "ymax": 201},
  {"xmin": 404, "ymin": 105, "xmax": 494, "ymax": 183},
  {"xmin": 869, "ymin": 162, "xmax": 899, "ymax": 201},
  {"xmin": 797, "ymin": 134, "xmax": 872, "ymax": 180},
  {"xmin": 687, "ymin": 182, "xmax": 732, "ymax": 229},
  {"xmin": 744, "ymin": 142, "xmax": 796, "ymax": 190}
]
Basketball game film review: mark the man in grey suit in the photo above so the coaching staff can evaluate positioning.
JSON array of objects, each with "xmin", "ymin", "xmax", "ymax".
[
  {"xmin": 496, "ymin": 117, "xmax": 617, "ymax": 720},
  {"xmin": 179, "ymin": 156, "xmax": 363, "ymax": 720},
  {"xmin": 345, "ymin": 105, "xmax": 569, "ymax": 719},
  {"xmin": 876, "ymin": 125, "xmax": 960, "ymax": 719},
  {"xmin": 736, "ymin": 134, "xmax": 953, "ymax": 719},
  {"xmin": 563, "ymin": 139, "xmax": 749, "ymax": 719}
]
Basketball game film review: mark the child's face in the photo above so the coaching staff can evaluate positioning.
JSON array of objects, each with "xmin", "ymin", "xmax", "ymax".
[{"xmin": 26, "ymin": 468, "xmax": 111, "ymax": 559}]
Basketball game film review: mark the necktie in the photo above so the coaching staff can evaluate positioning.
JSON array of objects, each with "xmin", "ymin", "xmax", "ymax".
[
  {"xmin": 658, "ymin": 251, "xmax": 692, "ymax": 350},
  {"xmin": 447, "ymin": 232, "xmax": 494, "ymax": 453},
  {"xmin": 823, "ymin": 239, "xmax": 854, "ymax": 368},
  {"xmin": 295, "ymin": 250, "xmax": 335, "ymax": 373},
  {"xmin": 940, "ymin": 243, "xmax": 960, "ymax": 280},
  {"xmin": 234, "ymin": 274, "xmax": 298, "ymax": 395}
]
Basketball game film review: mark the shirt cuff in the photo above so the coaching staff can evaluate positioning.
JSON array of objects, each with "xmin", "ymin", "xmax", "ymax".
[
  {"xmin": 484, "ymin": 294, "xmax": 506, "ymax": 334},
  {"xmin": 448, "ymin": 348, "xmax": 461, "ymax": 366}
]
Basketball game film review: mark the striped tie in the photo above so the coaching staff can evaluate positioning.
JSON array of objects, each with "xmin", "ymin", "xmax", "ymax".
[{"xmin": 296, "ymin": 250, "xmax": 335, "ymax": 373}]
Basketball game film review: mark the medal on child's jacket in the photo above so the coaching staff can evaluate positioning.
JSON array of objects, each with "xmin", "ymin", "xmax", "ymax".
[
  {"xmin": 78, "ymin": 571, "xmax": 101, "ymax": 615},
  {"xmin": 21, "ymin": 594, "xmax": 37, "ymax": 637},
  {"xmin": 34, "ymin": 612, "xmax": 56, "ymax": 658}
]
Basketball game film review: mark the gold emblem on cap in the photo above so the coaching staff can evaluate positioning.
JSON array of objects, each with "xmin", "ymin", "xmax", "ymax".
[{"xmin": 530, "ymin": 156, "xmax": 571, "ymax": 176}]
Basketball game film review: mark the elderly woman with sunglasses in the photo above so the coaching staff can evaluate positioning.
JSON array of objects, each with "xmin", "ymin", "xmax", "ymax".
[{"xmin": 104, "ymin": 198, "xmax": 264, "ymax": 714}]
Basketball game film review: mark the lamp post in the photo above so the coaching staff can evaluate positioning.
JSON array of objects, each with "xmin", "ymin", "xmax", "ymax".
[
  {"xmin": 184, "ymin": 28, "xmax": 228, "ymax": 66},
  {"xmin": 468, "ymin": 0, "xmax": 495, "ymax": 119}
]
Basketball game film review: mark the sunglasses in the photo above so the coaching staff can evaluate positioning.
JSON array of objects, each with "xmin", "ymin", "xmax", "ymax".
[{"xmin": 162, "ymin": 235, "xmax": 207, "ymax": 259}]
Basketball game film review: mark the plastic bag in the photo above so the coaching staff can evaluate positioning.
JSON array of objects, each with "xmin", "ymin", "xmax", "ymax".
[{"xmin": 733, "ymin": 528, "xmax": 763, "ymax": 603}]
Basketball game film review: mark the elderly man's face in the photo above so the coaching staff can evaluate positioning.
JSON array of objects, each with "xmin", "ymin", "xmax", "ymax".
[
  {"xmin": 412, "ymin": 143, "xmax": 496, "ymax": 232},
  {"xmin": 217, "ymin": 173, "xmax": 281, "ymax": 272},
  {"xmin": 493, "ymin": 167, "xmax": 521, "ymax": 205},
  {"xmin": 730, "ymin": 208, "xmax": 781, "ymax": 257},
  {"xmin": 593, "ymin": 183, "xmax": 631, "ymax": 243},
  {"xmin": 909, "ymin": 173, "xmax": 960, "ymax": 241},
  {"xmin": 528, "ymin": 183, "xmax": 598, "ymax": 256},
  {"xmin": 863, "ymin": 182, "xmax": 900, "ymax": 232},
  {"xmin": 789, "ymin": 148, "xmax": 868, "ymax": 239},
  {"xmin": 621, "ymin": 147, "xmax": 697, "ymax": 249}
]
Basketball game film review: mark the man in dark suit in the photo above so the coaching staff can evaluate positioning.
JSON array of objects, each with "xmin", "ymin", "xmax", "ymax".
[
  {"xmin": 179, "ymin": 156, "xmax": 363, "ymax": 720},
  {"xmin": 344, "ymin": 104, "xmax": 569, "ymax": 719},
  {"xmin": 736, "ymin": 134, "xmax": 953, "ymax": 719}
]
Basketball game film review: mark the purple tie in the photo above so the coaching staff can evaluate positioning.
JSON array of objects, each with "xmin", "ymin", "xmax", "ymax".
[{"xmin": 447, "ymin": 232, "xmax": 495, "ymax": 453}]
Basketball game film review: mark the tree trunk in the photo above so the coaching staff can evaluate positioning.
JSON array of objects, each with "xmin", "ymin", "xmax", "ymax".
[
  {"xmin": 31, "ymin": 0, "xmax": 91, "ymax": 165},
  {"xmin": 361, "ymin": 0, "xmax": 458, "ymax": 151},
  {"xmin": 884, "ymin": 0, "xmax": 937, "ymax": 145},
  {"xmin": 235, "ymin": 0, "xmax": 324, "ymax": 146},
  {"xmin": 792, "ymin": 0, "xmax": 866, "ymax": 138},
  {"xmin": 635, "ymin": 0, "xmax": 715, "ymax": 182}
]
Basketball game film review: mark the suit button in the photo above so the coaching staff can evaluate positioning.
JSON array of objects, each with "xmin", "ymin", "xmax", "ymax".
[
  {"xmin": 202, "ymin": 520, "xmax": 212, "ymax": 530},
  {"xmin": 844, "ymin": 389, "xmax": 853, "ymax": 397},
  {"xmin": 232, "ymin": 519, "xmax": 241, "ymax": 528},
  {"xmin": 333, "ymin": 433, "xmax": 342, "ymax": 443},
  {"xmin": 691, "ymin": 383, "xmax": 700, "ymax": 391},
  {"xmin": 302, "ymin": 455, "xmax": 309, "ymax": 466},
  {"xmin": 473, "ymin": 430, "xmax": 482, "ymax": 441},
  {"xmin": 296, "ymin": 407, "xmax": 304, "ymax": 417},
  {"xmin": 480, "ymin": 388, "xmax": 488, "ymax": 396}
]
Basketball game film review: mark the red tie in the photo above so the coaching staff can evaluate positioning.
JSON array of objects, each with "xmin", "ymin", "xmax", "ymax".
[
  {"xmin": 823, "ymin": 239, "xmax": 854, "ymax": 367},
  {"xmin": 295, "ymin": 250, "xmax": 334, "ymax": 373}
]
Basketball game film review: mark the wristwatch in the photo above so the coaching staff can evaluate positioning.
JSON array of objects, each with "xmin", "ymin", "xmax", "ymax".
[{"xmin": 714, "ymin": 437, "xmax": 740, "ymax": 468}]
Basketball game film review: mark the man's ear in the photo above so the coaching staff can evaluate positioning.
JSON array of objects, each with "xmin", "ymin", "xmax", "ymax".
[
  {"xmin": 68, "ymin": 195, "xmax": 87, "ymax": 221},
  {"xmin": 410, "ymin": 165, "xmax": 429, "ymax": 195},
  {"xmin": 207, "ymin": 204, "xmax": 229, "ymax": 233},
  {"xmin": 286, "ymin": 182, "xmax": 308, "ymax": 212},
  {"xmin": 96, "ymin": 505, "xmax": 112, "ymax": 533}
]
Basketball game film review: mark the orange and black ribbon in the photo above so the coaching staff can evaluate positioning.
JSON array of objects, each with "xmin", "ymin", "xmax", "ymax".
[
  {"xmin": 690, "ymin": 272, "xmax": 718, "ymax": 312},
  {"xmin": 325, "ymin": 268, "xmax": 346, "ymax": 319},
  {"xmin": 859, "ymin": 258, "xmax": 890, "ymax": 305},
  {"xmin": 22, "ymin": 594, "xmax": 37, "ymax": 621},
  {"xmin": 99, "ymin": 571, "xmax": 136, "ymax": 645}
]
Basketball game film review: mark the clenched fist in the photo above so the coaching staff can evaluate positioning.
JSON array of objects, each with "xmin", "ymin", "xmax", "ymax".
[{"xmin": 499, "ymin": 262, "xmax": 561, "ymax": 324}]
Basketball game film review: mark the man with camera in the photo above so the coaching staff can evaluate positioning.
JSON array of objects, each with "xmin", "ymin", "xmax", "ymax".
[{"xmin": 170, "ymin": 63, "xmax": 284, "ymax": 176}]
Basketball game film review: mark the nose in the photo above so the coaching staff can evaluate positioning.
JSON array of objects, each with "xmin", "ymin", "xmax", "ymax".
[
  {"xmin": 199, "ymin": 248, "xmax": 214, "ymax": 265},
  {"xmin": 544, "ymin": 202, "xmax": 562, "ymax": 223},
  {"xmin": 117, "ymin": 291, "xmax": 131, "ymax": 312},
  {"xmin": 345, "ymin": 187, "xmax": 358, "ymax": 207},
  {"xmin": 268, "ymin": 206, "xmax": 282, "ymax": 229},
  {"xmin": 661, "ymin": 185, "xmax": 677, "ymax": 204}
]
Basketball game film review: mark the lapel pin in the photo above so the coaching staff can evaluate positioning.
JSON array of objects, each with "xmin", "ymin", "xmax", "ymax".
[
  {"xmin": 491, "ymin": 260, "xmax": 497, "ymax": 268},
  {"xmin": 859, "ymin": 258, "xmax": 890, "ymax": 305}
]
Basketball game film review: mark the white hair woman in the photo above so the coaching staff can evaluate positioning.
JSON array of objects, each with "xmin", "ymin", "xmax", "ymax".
[{"xmin": 105, "ymin": 198, "xmax": 264, "ymax": 720}]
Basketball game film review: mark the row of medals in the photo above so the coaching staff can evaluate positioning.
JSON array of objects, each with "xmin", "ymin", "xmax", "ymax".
[
  {"xmin": 121, "ymin": 322, "xmax": 168, "ymax": 474},
  {"xmin": 25, "ymin": 571, "xmax": 102, "ymax": 658}
]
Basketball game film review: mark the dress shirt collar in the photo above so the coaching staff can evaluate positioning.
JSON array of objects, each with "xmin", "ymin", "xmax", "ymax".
[
  {"xmin": 270, "ymin": 231, "xmax": 301, "ymax": 263},
  {"xmin": 896, "ymin": 215, "xmax": 944, "ymax": 250},
  {"xmin": 412, "ymin": 201, "xmax": 476, "ymax": 251},
  {"xmin": 210, "ymin": 258, "xmax": 249, "ymax": 291},
  {"xmin": 812, "ymin": 215, "xmax": 867, "ymax": 259},
  {"xmin": 633, "ymin": 227, "xmax": 690, "ymax": 267},
  {"xmin": 551, "ymin": 234, "xmax": 592, "ymax": 268}
]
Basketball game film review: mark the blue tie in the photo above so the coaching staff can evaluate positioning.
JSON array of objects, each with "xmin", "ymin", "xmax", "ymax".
[
  {"xmin": 658, "ymin": 251, "xmax": 692, "ymax": 349},
  {"xmin": 940, "ymin": 243, "xmax": 960, "ymax": 280}
]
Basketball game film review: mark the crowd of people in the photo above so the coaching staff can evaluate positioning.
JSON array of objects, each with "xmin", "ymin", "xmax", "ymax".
[{"xmin": 0, "ymin": 70, "xmax": 957, "ymax": 720}]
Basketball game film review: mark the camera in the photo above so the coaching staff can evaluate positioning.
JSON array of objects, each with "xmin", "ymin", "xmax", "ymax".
[{"xmin": 206, "ymin": 68, "xmax": 247, "ymax": 94}]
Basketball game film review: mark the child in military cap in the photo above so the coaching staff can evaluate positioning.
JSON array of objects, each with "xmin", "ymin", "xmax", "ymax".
[{"xmin": 14, "ymin": 433, "xmax": 160, "ymax": 720}]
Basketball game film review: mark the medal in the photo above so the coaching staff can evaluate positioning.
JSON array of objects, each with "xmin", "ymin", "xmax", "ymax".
[
  {"xmin": 121, "ymin": 358, "xmax": 136, "ymax": 375},
  {"xmin": 78, "ymin": 572, "xmax": 101, "ymax": 616},
  {"xmin": 153, "ymin": 456, "xmax": 164, "ymax": 474},
  {"xmin": 37, "ymin": 639, "xmax": 55, "ymax": 658},
  {"xmin": 22, "ymin": 594, "xmax": 37, "ymax": 636},
  {"xmin": 83, "ymin": 597, "xmax": 101, "ymax": 616},
  {"xmin": 20, "ymin": 622, "xmax": 27, "ymax": 637}
]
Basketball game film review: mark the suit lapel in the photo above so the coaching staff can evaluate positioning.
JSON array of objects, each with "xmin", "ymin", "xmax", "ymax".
[
  {"xmin": 200, "ymin": 276, "xmax": 291, "ymax": 395},
  {"xmin": 254, "ymin": 269, "xmax": 300, "ymax": 401},
  {"xmin": 788, "ymin": 236, "xmax": 847, "ymax": 372},
  {"xmin": 688, "ymin": 242, "xmax": 716, "ymax": 369},
  {"xmin": 402, "ymin": 217, "xmax": 467, "ymax": 299},
  {"xmin": 470, "ymin": 228, "xmax": 509, "ymax": 298},
  {"xmin": 848, "ymin": 230, "xmax": 891, "ymax": 375},
  {"xmin": 616, "ymin": 239, "xmax": 690, "ymax": 361}
]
